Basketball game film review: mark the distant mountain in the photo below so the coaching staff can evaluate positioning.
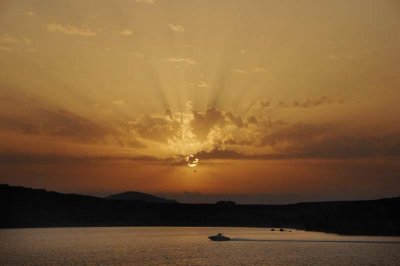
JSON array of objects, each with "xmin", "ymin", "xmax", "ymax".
[{"xmin": 105, "ymin": 191, "xmax": 177, "ymax": 203}]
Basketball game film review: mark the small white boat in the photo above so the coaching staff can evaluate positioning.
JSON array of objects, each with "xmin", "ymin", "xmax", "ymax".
[{"xmin": 208, "ymin": 233, "xmax": 231, "ymax": 241}]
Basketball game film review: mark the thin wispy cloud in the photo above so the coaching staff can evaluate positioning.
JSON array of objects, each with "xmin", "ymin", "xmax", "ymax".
[
  {"xmin": 46, "ymin": 23, "xmax": 98, "ymax": 36},
  {"xmin": 112, "ymin": 100, "xmax": 125, "ymax": 105},
  {"xmin": 168, "ymin": 23, "xmax": 184, "ymax": 32},
  {"xmin": 120, "ymin": 29, "xmax": 133, "ymax": 36},
  {"xmin": 0, "ymin": 34, "xmax": 32, "ymax": 52},
  {"xmin": 164, "ymin": 57, "xmax": 197, "ymax": 66},
  {"xmin": 0, "ymin": 34, "xmax": 20, "ymax": 44},
  {"xmin": 136, "ymin": 0, "xmax": 155, "ymax": 4},
  {"xmin": 21, "ymin": 37, "xmax": 31, "ymax": 45},
  {"xmin": 253, "ymin": 67, "xmax": 265, "ymax": 72},
  {"xmin": 328, "ymin": 54, "xmax": 338, "ymax": 61},
  {"xmin": 0, "ymin": 46, "xmax": 14, "ymax": 52},
  {"xmin": 233, "ymin": 69, "xmax": 248, "ymax": 74},
  {"xmin": 198, "ymin": 81, "xmax": 211, "ymax": 88},
  {"xmin": 131, "ymin": 52, "xmax": 145, "ymax": 58},
  {"xmin": 364, "ymin": 48, "xmax": 373, "ymax": 55}
]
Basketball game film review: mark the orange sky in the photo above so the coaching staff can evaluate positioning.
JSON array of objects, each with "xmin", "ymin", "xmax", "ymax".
[{"xmin": 0, "ymin": 0, "xmax": 399, "ymax": 203}]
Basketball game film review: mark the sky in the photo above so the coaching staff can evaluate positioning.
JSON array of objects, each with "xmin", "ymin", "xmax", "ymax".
[{"xmin": 0, "ymin": 0, "xmax": 400, "ymax": 203}]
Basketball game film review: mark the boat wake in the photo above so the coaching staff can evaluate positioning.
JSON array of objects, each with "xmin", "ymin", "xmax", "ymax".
[{"xmin": 230, "ymin": 238, "xmax": 400, "ymax": 244}]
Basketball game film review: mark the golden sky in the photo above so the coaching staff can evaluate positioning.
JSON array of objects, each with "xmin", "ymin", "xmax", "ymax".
[{"xmin": 0, "ymin": 0, "xmax": 400, "ymax": 203}]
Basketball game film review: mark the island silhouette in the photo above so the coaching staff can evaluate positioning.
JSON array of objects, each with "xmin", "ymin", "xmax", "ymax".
[
  {"xmin": 1, "ymin": 184, "xmax": 399, "ymax": 236},
  {"xmin": 106, "ymin": 191, "xmax": 176, "ymax": 203}
]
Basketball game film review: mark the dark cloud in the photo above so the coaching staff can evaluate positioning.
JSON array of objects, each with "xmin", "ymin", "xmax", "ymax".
[
  {"xmin": 3, "ymin": 102, "xmax": 394, "ymax": 160},
  {"xmin": 43, "ymin": 109, "xmax": 110, "ymax": 141},
  {"xmin": 125, "ymin": 105, "xmax": 400, "ymax": 160},
  {"xmin": 260, "ymin": 123, "xmax": 400, "ymax": 158},
  {"xmin": 225, "ymin": 112, "xmax": 244, "ymax": 128},
  {"xmin": 291, "ymin": 96, "xmax": 344, "ymax": 108},
  {"xmin": 0, "ymin": 152, "xmax": 164, "ymax": 165},
  {"xmin": 194, "ymin": 129, "xmax": 400, "ymax": 160},
  {"xmin": 0, "ymin": 108, "xmax": 111, "ymax": 142},
  {"xmin": 247, "ymin": 115, "xmax": 258, "ymax": 124},
  {"xmin": 0, "ymin": 105, "xmax": 146, "ymax": 148},
  {"xmin": 298, "ymin": 134, "xmax": 400, "ymax": 158},
  {"xmin": 193, "ymin": 148, "xmax": 298, "ymax": 160},
  {"xmin": 195, "ymin": 148, "xmax": 247, "ymax": 160},
  {"xmin": 260, "ymin": 123, "xmax": 333, "ymax": 147},
  {"xmin": 191, "ymin": 106, "xmax": 225, "ymax": 141},
  {"xmin": 129, "ymin": 106, "xmax": 262, "ymax": 146},
  {"xmin": 253, "ymin": 96, "xmax": 344, "ymax": 110},
  {"xmin": 0, "ymin": 114, "xmax": 41, "ymax": 134},
  {"xmin": 129, "ymin": 114, "xmax": 179, "ymax": 143}
]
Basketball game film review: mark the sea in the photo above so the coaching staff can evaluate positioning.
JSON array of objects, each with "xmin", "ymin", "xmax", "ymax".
[{"xmin": 0, "ymin": 227, "xmax": 399, "ymax": 265}]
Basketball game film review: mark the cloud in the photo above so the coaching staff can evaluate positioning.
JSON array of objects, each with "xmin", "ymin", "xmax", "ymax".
[
  {"xmin": 112, "ymin": 100, "xmax": 125, "ymax": 105},
  {"xmin": 168, "ymin": 23, "xmax": 184, "ymax": 32},
  {"xmin": 364, "ymin": 48, "xmax": 373, "ymax": 55},
  {"xmin": 253, "ymin": 67, "xmax": 266, "ymax": 73},
  {"xmin": 0, "ymin": 35, "xmax": 31, "ymax": 45},
  {"xmin": 27, "ymin": 11, "xmax": 36, "ymax": 16},
  {"xmin": 197, "ymin": 81, "xmax": 211, "ymax": 88},
  {"xmin": 0, "ymin": 108, "xmax": 110, "ymax": 142},
  {"xmin": 21, "ymin": 37, "xmax": 31, "ymax": 45},
  {"xmin": 233, "ymin": 69, "xmax": 248, "ymax": 74},
  {"xmin": 120, "ymin": 29, "xmax": 133, "ymax": 36},
  {"xmin": 291, "ymin": 96, "xmax": 344, "ymax": 108},
  {"xmin": 136, "ymin": 0, "xmax": 155, "ymax": 3},
  {"xmin": 126, "ymin": 102, "xmax": 400, "ymax": 160},
  {"xmin": 191, "ymin": 106, "xmax": 225, "ymax": 141},
  {"xmin": 259, "ymin": 123, "xmax": 400, "ymax": 159},
  {"xmin": 164, "ymin": 57, "xmax": 197, "ymax": 67},
  {"xmin": 194, "ymin": 126, "xmax": 400, "ymax": 160},
  {"xmin": 128, "ymin": 113, "xmax": 180, "ymax": 143},
  {"xmin": 328, "ymin": 54, "xmax": 338, "ymax": 60},
  {"xmin": 0, "ymin": 35, "xmax": 32, "ymax": 52},
  {"xmin": 46, "ymin": 23, "xmax": 98, "ymax": 36},
  {"xmin": 0, "ymin": 46, "xmax": 14, "ymax": 52},
  {"xmin": 126, "ymin": 104, "xmax": 261, "ymax": 155},
  {"xmin": 0, "ymin": 153, "xmax": 162, "ymax": 165},
  {"xmin": 2, "ymin": 96, "xmax": 399, "ymax": 161},
  {"xmin": 131, "ymin": 52, "xmax": 145, "ymax": 58},
  {"xmin": 250, "ymin": 96, "xmax": 344, "ymax": 110},
  {"xmin": 270, "ymin": 96, "xmax": 344, "ymax": 109},
  {"xmin": 42, "ymin": 109, "xmax": 110, "ymax": 141},
  {"xmin": 0, "ymin": 34, "xmax": 19, "ymax": 44},
  {"xmin": 0, "ymin": 96, "xmax": 150, "ymax": 153},
  {"xmin": 195, "ymin": 148, "xmax": 247, "ymax": 160}
]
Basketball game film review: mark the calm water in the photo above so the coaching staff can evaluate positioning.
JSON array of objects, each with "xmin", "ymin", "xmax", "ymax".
[{"xmin": 1, "ymin": 227, "xmax": 400, "ymax": 265}]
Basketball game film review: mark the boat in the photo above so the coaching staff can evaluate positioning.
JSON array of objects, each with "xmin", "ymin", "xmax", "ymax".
[{"xmin": 208, "ymin": 233, "xmax": 231, "ymax": 241}]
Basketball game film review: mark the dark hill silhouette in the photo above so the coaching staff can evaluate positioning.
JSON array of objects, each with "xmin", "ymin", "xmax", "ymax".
[
  {"xmin": 0, "ymin": 184, "xmax": 399, "ymax": 236},
  {"xmin": 105, "ymin": 191, "xmax": 176, "ymax": 203}
]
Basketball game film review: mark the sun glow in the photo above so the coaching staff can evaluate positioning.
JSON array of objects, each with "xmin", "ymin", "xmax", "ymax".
[{"xmin": 186, "ymin": 154, "xmax": 199, "ymax": 167}]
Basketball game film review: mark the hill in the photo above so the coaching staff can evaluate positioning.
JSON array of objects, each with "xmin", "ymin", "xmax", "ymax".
[
  {"xmin": 105, "ymin": 191, "xmax": 176, "ymax": 203},
  {"xmin": 0, "ymin": 184, "xmax": 399, "ymax": 236}
]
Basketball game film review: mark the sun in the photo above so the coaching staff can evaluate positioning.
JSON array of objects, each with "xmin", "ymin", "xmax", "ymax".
[{"xmin": 186, "ymin": 155, "xmax": 199, "ymax": 167}]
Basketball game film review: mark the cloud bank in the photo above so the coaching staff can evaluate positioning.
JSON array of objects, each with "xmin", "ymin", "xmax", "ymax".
[{"xmin": 46, "ymin": 23, "xmax": 98, "ymax": 36}]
